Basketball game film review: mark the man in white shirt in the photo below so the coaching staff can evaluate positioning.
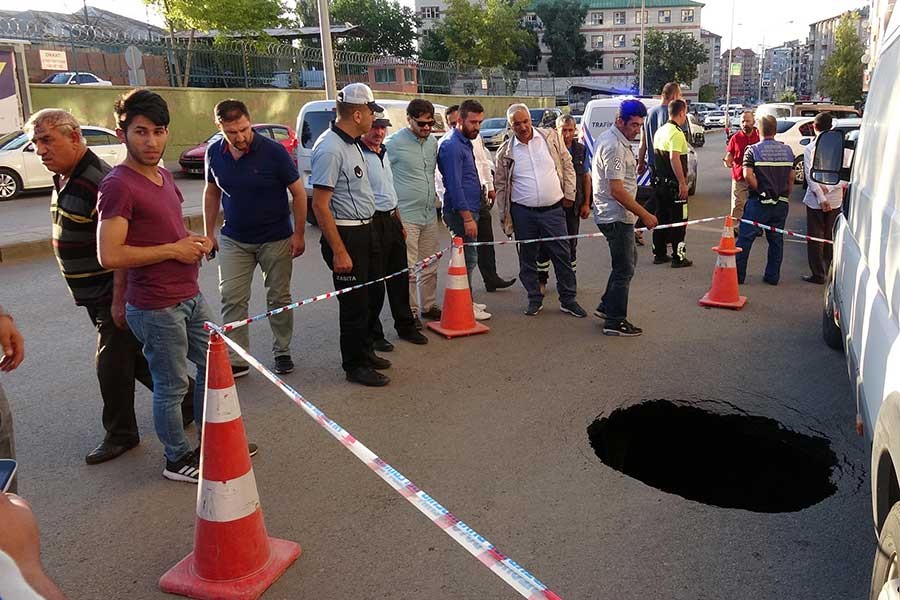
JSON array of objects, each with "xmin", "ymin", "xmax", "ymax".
[
  {"xmin": 802, "ymin": 112, "xmax": 844, "ymax": 284},
  {"xmin": 494, "ymin": 104, "xmax": 586, "ymax": 318}
]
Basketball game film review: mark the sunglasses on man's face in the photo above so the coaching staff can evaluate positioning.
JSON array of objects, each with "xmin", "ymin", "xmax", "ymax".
[{"xmin": 414, "ymin": 119, "xmax": 435, "ymax": 128}]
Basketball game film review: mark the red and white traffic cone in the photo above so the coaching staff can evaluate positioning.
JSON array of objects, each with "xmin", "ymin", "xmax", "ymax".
[
  {"xmin": 159, "ymin": 333, "xmax": 300, "ymax": 600},
  {"xmin": 427, "ymin": 237, "xmax": 490, "ymax": 339},
  {"xmin": 699, "ymin": 216, "xmax": 747, "ymax": 310}
]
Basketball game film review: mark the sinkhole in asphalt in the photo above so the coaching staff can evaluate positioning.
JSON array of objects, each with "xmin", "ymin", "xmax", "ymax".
[{"xmin": 587, "ymin": 400, "xmax": 838, "ymax": 513}]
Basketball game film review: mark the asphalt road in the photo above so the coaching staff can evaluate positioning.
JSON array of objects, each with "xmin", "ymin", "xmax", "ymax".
[{"xmin": 0, "ymin": 130, "xmax": 873, "ymax": 599}]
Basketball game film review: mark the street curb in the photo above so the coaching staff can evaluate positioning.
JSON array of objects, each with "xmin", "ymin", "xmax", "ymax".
[{"xmin": 0, "ymin": 210, "xmax": 209, "ymax": 263}]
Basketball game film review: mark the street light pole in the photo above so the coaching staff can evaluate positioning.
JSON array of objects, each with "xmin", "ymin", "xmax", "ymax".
[
  {"xmin": 757, "ymin": 35, "xmax": 765, "ymax": 102},
  {"xmin": 317, "ymin": 0, "xmax": 338, "ymax": 100},
  {"xmin": 724, "ymin": 0, "xmax": 735, "ymax": 132},
  {"xmin": 639, "ymin": 0, "xmax": 645, "ymax": 95}
]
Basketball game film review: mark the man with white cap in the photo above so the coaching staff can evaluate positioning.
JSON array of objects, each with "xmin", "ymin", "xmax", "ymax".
[{"xmin": 310, "ymin": 83, "xmax": 392, "ymax": 387}]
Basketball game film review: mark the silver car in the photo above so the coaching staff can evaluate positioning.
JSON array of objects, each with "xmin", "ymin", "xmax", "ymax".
[{"xmin": 479, "ymin": 117, "xmax": 510, "ymax": 150}]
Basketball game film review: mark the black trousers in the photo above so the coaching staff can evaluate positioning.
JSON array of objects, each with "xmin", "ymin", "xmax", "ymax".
[
  {"xmin": 321, "ymin": 224, "xmax": 374, "ymax": 372},
  {"xmin": 806, "ymin": 206, "xmax": 839, "ymax": 280},
  {"xmin": 370, "ymin": 211, "xmax": 417, "ymax": 340},
  {"xmin": 476, "ymin": 203, "xmax": 499, "ymax": 282},
  {"xmin": 651, "ymin": 181, "xmax": 688, "ymax": 261},
  {"xmin": 85, "ymin": 303, "xmax": 194, "ymax": 446},
  {"xmin": 537, "ymin": 203, "xmax": 580, "ymax": 284}
]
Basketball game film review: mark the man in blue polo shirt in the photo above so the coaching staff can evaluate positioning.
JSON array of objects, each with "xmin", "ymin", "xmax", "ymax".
[{"xmin": 203, "ymin": 99, "xmax": 307, "ymax": 377}]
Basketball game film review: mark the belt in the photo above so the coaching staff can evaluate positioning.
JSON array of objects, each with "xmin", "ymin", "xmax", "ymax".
[
  {"xmin": 334, "ymin": 218, "xmax": 372, "ymax": 226},
  {"xmin": 514, "ymin": 200, "xmax": 562, "ymax": 212}
]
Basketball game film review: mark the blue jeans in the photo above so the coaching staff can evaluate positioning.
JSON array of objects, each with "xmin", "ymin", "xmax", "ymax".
[
  {"xmin": 510, "ymin": 202, "xmax": 576, "ymax": 303},
  {"xmin": 597, "ymin": 221, "xmax": 637, "ymax": 322},
  {"xmin": 126, "ymin": 294, "xmax": 213, "ymax": 462},
  {"xmin": 442, "ymin": 210, "xmax": 478, "ymax": 290},
  {"xmin": 735, "ymin": 198, "xmax": 789, "ymax": 284}
]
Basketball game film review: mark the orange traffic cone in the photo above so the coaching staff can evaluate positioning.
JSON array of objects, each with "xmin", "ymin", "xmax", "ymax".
[
  {"xmin": 427, "ymin": 237, "xmax": 490, "ymax": 339},
  {"xmin": 699, "ymin": 216, "xmax": 747, "ymax": 310},
  {"xmin": 159, "ymin": 333, "xmax": 301, "ymax": 600}
]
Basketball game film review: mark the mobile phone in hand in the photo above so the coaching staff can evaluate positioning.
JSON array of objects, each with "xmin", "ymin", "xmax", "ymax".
[{"xmin": 0, "ymin": 458, "xmax": 16, "ymax": 493}]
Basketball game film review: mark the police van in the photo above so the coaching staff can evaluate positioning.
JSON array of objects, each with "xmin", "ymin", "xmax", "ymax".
[
  {"xmin": 810, "ymin": 8, "xmax": 900, "ymax": 599},
  {"xmin": 581, "ymin": 96, "xmax": 698, "ymax": 200},
  {"xmin": 295, "ymin": 99, "xmax": 448, "ymax": 224}
]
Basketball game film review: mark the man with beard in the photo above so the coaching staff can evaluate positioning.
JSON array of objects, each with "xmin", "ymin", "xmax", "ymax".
[
  {"xmin": 97, "ymin": 89, "xmax": 220, "ymax": 483},
  {"xmin": 724, "ymin": 111, "xmax": 761, "ymax": 231}
]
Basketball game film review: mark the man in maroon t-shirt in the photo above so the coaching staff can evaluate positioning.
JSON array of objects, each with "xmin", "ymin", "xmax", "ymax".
[
  {"xmin": 723, "ymin": 111, "xmax": 760, "ymax": 228},
  {"xmin": 97, "ymin": 89, "xmax": 216, "ymax": 484}
]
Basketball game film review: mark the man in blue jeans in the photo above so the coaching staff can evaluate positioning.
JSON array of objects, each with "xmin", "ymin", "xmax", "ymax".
[
  {"xmin": 592, "ymin": 100, "xmax": 658, "ymax": 337},
  {"xmin": 98, "ymin": 90, "xmax": 255, "ymax": 483}
]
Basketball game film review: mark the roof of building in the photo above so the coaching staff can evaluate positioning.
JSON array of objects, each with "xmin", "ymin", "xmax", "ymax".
[
  {"xmin": 529, "ymin": 0, "xmax": 703, "ymax": 9},
  {"xmin": 0, "ymin": 8, "xmax": 166, "ymax": 37},
  {"xmin": 701, "ymin": 29, "xmax": 722, "ymax": 38},
  {"xmin": 810, "ymin": 5, "xmax": 870, "ymax": 26}
]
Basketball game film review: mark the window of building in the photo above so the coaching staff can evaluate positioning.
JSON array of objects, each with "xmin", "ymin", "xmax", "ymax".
[
  {"xmin": 614, "ymin": 11, "xmax": 625, "ymax": 25},
  {"xmin": 404, "ymin": 68, "xmax": 415, "ymax": 83},
  {"xmin": 525, "ymin": 13, "xmax": 537, "ymax": 22},
  {"xmin": 614, "ymin": 57, "xmax": 626, "ymax": 70},
  {"xmin": 590, "ymin": 11, "xmax": 603, "ymax": 25},
  {"xmin": 594, "ymin": 57, "xmax": 604, "ymax": 70},
  {"xmin": 659, "ymin": 9, "xmax": 671, "ymax": 23},
  {"xmin": 681, "ymin": 9, "xmax": 694, "ymax": 23},
  {"xmin": 614, "ymin": 34, "xmax": 626, "ymax": 48},
  {"xmin": 591, "ymin": 35, "xmax": 604, "ymax": 48},
  {"xmin": 422, "ymin": 6, "xmax": 440, "ymax": 19},
  {"xmin": 374, "ymin": 68, "xmax": 397, "ymax": 83},
  {"xmin": 634, "ymin": 10, "xmax": 647, "ymax": 24}
]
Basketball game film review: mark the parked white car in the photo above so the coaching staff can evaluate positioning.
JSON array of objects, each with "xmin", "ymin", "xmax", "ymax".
[
  {"xmin": 810, "ymin": 9, "xmax": 900, "ymax": 599},
  {"xmin": 776, "ymin": 117, "xmax": 862, "ymax": 185},
  {"xmin": 40, "ymin": 72, "xmax": 112, "ymax": 86},
  {"xmin": 0, "ymin": 127, "xmax": 126, "ymax": 199},
  {"xmin": 703, "ymin": 110, "xmax": 727, "ymax": 128}
]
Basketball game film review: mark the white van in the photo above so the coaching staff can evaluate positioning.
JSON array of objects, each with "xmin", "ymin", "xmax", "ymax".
[
  {"xmin": 296, "ymin": 99, "xmax": 447, "ymax": 224},
  {"xmin": 581, "ymin": 96, "xmax": 698, "ymax": 197},
  {"xmin": 810, "ymin": 10, "xmax": 900, "ymax": 599}
]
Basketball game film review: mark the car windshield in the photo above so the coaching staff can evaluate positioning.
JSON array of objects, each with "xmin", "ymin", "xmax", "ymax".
[
  {"xmin": 776, "ymin": 120, "xmax": 797, "ymax": 134},
  {"xmin": 301, "ymin": 110, "xmax": 335, "ymax": 149},
  {"xmin": 708, "ymin": 111, "xmax": 724, "ymax": 117},
  {"xmin": 41, "ymin": 73, "xmax": 71, "ymax": 84},
  {"xmin": 481, "ymin": 118, "xmax": 508, "ymax": 130},
  {"xmin": 0, "ymin": 131, "xmax": 29, "ymax": 151}
]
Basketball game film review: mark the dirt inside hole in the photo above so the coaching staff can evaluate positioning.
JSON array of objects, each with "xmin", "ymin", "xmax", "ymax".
[{"xmin": 587, "ymin": 399, "xmax": 838, "ymax": 513}]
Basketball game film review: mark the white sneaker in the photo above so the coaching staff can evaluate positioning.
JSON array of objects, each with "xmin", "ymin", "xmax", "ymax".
[
  {"xmin": 473, "ymin": 305, "xmax": 492, "ymax": 321},
  {"xmin": 473, "ymin": 302, "xmax": 487, "ymax": 311}
]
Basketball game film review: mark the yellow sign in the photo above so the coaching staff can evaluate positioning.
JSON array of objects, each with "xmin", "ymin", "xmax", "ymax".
[
  {"xmin": 39, "ymin": 50, "xmax": 68, "ymax": 71},
  {"xmin": 730, "ymin": 62, "xmax": 742, "ymax": 76},
  {"xmin": 0, "ymin": 62, "xmax": 5, "ymax": 76}
]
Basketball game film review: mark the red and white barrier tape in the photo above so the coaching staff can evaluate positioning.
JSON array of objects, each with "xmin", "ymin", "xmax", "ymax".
[
  {"xmin": 738, "ymin": 218, "xmax": 834, "ymax": 244},
  {"xmin": 207, "ymin": 327, "xmax": 563, "ymax": 600}
]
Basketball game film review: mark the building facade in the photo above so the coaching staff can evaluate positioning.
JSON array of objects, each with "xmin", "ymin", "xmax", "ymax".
[
  {"xmin": 807, "ymin": 6, "xmax": 870, "ymax": 99},
  {"xmin": 865, "ymin": 0, "xmax": 897, "ymax": 90},
  {"xmin": 698, "ymin": 28, "xmax": 722, "ymax": 92},
  {"xmin": 717, "ymin": 47, "xmax": 758, "ymax": 104}
]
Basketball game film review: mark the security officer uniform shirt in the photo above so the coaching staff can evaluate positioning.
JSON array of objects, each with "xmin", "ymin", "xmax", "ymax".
[
  {"xmin": 652, "ymin": 121, "xmax": 689, "ymax": 182},
  {"xmin": 592, "ymin": 126, "xmax": 638, "ymax": 225},
  {"xmin": 310, "ymin": 122, "xmax": 376, "ymax": 221},
  {"xmin": 743, "ymin": 139, "xmax": 795, "ymax": 203}
]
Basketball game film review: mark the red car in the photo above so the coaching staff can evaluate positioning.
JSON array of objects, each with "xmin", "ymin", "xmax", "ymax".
[{"xmin": 178, "ymin": 123, "xmax": 299, "ymax": 175}]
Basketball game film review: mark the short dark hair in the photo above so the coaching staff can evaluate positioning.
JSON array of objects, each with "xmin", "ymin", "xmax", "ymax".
[
  {"xmin": 445, "ymin": 104, "xmax": 459, "ymax": 118},
  {"xmin": 661, "ymin": 82, "xmax": 681, "ymax": 100},
  {"xmin": 214, "ymin": 99, "xmax": 250, "ymax": 123},
  {"xmin": 114, "ymin": 89, "xmax": 169, "ymax": 131},
  {"xmin": 407, "ymin": 99, "xmax": 435, "ymax": 119},
  {"xmin": 618, "ymin": 99, "xmax": 648, "ymax": 124},
  {"xmin": 814, "ymin": 111, "xmax": 833, "ymax": 132},
  {"xmin": 459, "ymin": 99, "xmax": 484, "ymax": 120},
  {"xmin": 760, "ymin": 115, "xmax": 777, "ymax": 136},
  {"xmin": 669, "ymin": 99, "xmax": 687, "ymax": 117},
  {"xmin": 336, "ymin": 100, "xmax": 365, "ymax": 119}
]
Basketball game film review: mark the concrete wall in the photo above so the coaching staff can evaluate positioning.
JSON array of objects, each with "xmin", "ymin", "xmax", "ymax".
[{"xmin": 27, "ymin": 84, "xmax": 553, "ymax": 160}]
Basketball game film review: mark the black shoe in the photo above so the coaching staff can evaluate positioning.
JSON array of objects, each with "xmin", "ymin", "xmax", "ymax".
[
  {"xmin": 593, "ymin": 304, "xmax": 607, "ymax": 319},
  {"xmin": 232, "ymin": 365, "xmax": 250, "ymax": 378},
  {"xmin": 485, "ymin": 276, "xmax": 516, "ymax": 292},
  {"xmin": 421, "ymin": 306, "xmax": 442, "ymax": 320},
  {"xmin": 346, "ymin": 367, "xmax": 390, "ymax": 387},
  {"xmin": 163, "ymin": 451, "xmax": 200, "ymax": 483},
  {"xmin": 413, "ymin": 317, "xmax": 424, "ymax": 331},
  {"xmin": 274, "ymin": 355, "xmax": 294, "ymax": 374},
  {"xmin": 671, "ymin": 258, "xmax": 693, "ymax": 268},
  {"xmin": 802, "ymin": 275, "xmax": 825, "ymax": 284},
  {"xmin": 398, "ymin": 330, "xmax": 428, "ymax": 345},
  {"xmin": 653, "ymin": 255, "xmax": 671, "ymax": 265},
  {"xmin": 524, "ymin": 301, "xmax": 543, "ymax": 316},
  {"xmin": 85, "ymin": 440, "xmax": 138, "ymax": 465},
  {"xmin": 560, "ymin": 301, "xmax": 587, "ymax": 318},
  {"xmin": 366, "ymin": 352, "xmax": 392, "ymax": 370},
  {"xmin": 603, "ymin": 319, "xmax": 643, "ymax": 337},
  {"xmin": 373, "ymin": 338, "xmax": 395, "ymax": 352},
  {"xmin": 763, "ymin": 277, "xmax": 779, "ymax": 286}
]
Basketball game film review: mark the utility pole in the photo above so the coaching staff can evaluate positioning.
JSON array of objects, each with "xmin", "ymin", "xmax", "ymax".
[
  {"xmin": 82, "ymin": 0, "xmax": 90, "ymax": 27},
  {"xmin": 317, "ymin": 0, "xmax": 338, "ymax": 100},
  {"xmin": 724, "ymin": 0, "xmax": 735, "ymax": 133},
  {"xmin": 757, "ymin": 36, "xmax": 766, "ymax": 103},
  {"xmin": 639, "ymin": 0, "xmax": 645, "ymax": 95}
]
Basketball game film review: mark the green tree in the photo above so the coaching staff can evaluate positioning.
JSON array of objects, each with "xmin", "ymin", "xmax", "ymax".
[
  {"xmin": 434, "ymin": 0, "xmax": 534, "ymax": 68},
  {"xmin": 510, "ymin": 23, "xmax": 541, "ymax": 72},
  {"xmin": 145, "ymin": 0, "xmax": 287, "ymax": 86},
  {"xmin": 332, "ymin": 0, "xmax": 420, "ymax": 58},
  {"xmin": 698, "ymin": 83, "xmax": 717, "ymax": 102},
  {"xmin": 779, "ymin": 89, "xmax": 798, "ymax": 102},
  {"xmin": 818, "ymin": 13, "xmax": 864, "ymax": 104},
  {"xmin": 295, "ymin": 0, "xmax": 319, "ymax": 27},
  {"xmin": 534, "ymin": 0, "xmax": 600, "ymax": 76},
  {"xmin": 633, "ymin": 30, "xmax": 708, "ymax": 95}
]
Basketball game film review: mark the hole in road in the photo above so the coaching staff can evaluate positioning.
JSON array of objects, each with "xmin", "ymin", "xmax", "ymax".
[{"xmin": 587, "ymin": 399, "xmax": 838, "ymax": 513}]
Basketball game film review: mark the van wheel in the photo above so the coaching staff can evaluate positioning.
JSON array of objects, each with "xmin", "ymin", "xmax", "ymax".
[
  {"xmin": 822, "ymin": 269, "xmax": 843, "ymax": 351},
  {"xmin": 793, "ymin": 157, "xmax": 805, "ymax": 185},
  {"xmin": 870, "ymin": 502, "xmax": 900, "ymax": 600}
]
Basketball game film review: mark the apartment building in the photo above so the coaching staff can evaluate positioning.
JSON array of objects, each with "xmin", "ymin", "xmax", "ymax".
[
  {"xmin": 698, "ymin": 28, "xmax": 722, "ymax": 90},
  {"xmin": 717, "ymin": 47, "xmax": 759, "ymax": 104},
  {"xmin": 807, "ymin": 6, "xmax": 869, "ymax": 97},
  {"xmin": 864, "ymin": 0, "xmax": 896, "ymax": 90}
]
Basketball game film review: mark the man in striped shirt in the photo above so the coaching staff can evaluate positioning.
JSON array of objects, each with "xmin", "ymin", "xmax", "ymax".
[{"xmin": 26, "ymin": 109, "xmax": 192, "ymax": 465}]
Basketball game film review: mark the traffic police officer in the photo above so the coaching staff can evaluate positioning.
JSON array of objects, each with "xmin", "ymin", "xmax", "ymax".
[
  {"xmin": 310, "ymin": 83, "xmax": 391, "ymax": 387},
  {"xmin": 651, "ymin": 98, "xmax": 693, "ymax": 268},
  {"xmin": 735, "ymin": 114, "xmax": 795, "ymax": 285}
]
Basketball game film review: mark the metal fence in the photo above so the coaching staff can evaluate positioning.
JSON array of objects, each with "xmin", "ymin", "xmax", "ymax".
[{"xmin": 0, "ymin": 18, "xmax": 564, "ymax": 97}]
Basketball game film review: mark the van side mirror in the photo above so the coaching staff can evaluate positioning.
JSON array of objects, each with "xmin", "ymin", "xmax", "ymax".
[{"xmin": 811, "ymin": 130, "xmax": 844, "ymax": 186}]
